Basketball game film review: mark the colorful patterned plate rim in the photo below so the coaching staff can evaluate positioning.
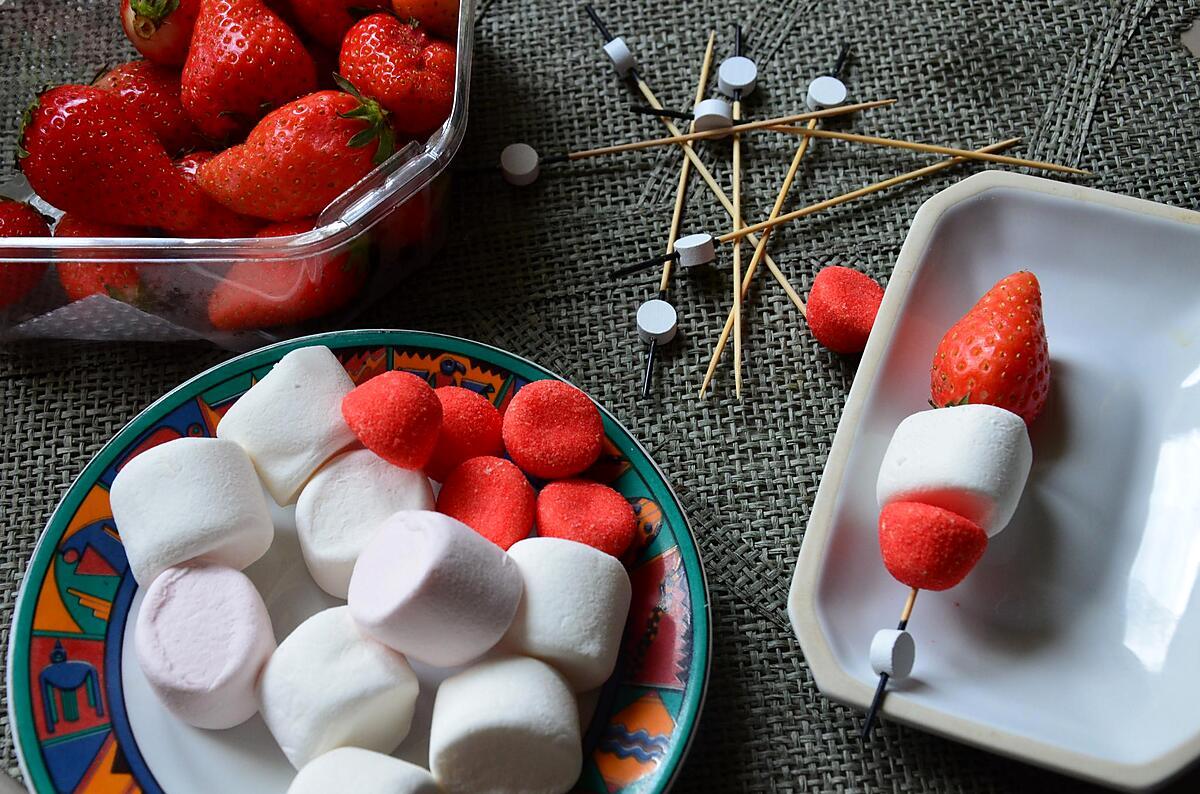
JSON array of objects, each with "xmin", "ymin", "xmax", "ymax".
[{"xmin": 7, "ymin": 329, "xmax": 711, "ymax": 794}]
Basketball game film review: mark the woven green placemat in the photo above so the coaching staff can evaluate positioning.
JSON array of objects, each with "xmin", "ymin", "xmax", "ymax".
[{"xmin": 4, "ymin": 0, "xmax": 1200, "ymax": 790}]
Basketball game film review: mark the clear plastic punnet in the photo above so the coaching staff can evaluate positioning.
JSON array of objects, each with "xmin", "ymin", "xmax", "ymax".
[{"xmin": 0, "ymin": 0, "xmax": 474, "ymax": 349}]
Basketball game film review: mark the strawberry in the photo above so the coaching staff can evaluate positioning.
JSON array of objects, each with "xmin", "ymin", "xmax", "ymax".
[
  {"xmin": 930, "ymin": 271, "xmax": 1050, "ymax": 425},
  {"xmin": 181, "ymin": 0, "xmax": 318, "ymax": 142},
  {"xmin": 0, "ymin": 198, "xmax": 51, "ymax": 309},
  {"xmin": 290, "ymin": 0, "xmax": 390, "ymax": 50},
  {"xmin": 197, "ymin": 85, "xmax": 394, "ymax": 222},
  {"xmin": 207, "ymin": 219, "xmax": 368, "ymax": 329},
  {"xmin": 19, "ymin": 85, "xmax": 207, "ymax": 234},
  {"xmin": 121, "ymin": 0, "xmax": 202, "ymax": 67},
  {"xmin": 392, "ymin": 0, "xmax": 459, "ymax": 39},
  {"xmin": 175, "ymin": 153, "xmax": 264, "ymax": 237},
  {"xmin": 339, "ymin": 14, "xmax": 455, "ymax": 135},
  {"xmin": 94, "ymin": 60, "xmax": 205, "ymax": 156},
  {"xmin": 54, "ymin": 215, "xmax": 147, "ymax": 303}
]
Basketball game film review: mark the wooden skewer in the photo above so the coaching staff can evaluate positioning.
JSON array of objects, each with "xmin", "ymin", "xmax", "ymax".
[
  {"xmin": 732, "ymin": 103, "xmax": 744, "ymax": 397},
  {"xmin": 862, "ymin": 587, "xmax": 919, "ymax": 739},
  {"xmin": 767, "ymin": 125, "xmax": 1087, "ymax": 175},
  {"xmin": 631, "ymin": 76, "xmax": 807, "ymax": 316},
  {"xmin": 718, "ymin": 137, "xmax": 1023, "ymax": 245},
  {"xmin": 661, "ymin": 32, "xmax": 717, "ymax": 291},
  {"xmin": 699, "ymin": 118, "xmax": 817, "ymax": 397},
  {"xmin": 559, "ymin": 99, "xmax": 895, "ymax": 162},
  {"xmin": 700, "ymin": 137, "xmax": 1022, "ymax": 391}
]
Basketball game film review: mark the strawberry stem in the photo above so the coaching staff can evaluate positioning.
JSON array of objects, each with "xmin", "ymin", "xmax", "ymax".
[
  {"xmin": 130, "ymin": 0, "xmax": 179, "ymax": 26},
  {"xmin": 333, "ymin": 74, "xmax": 396, "ymax": 165}
]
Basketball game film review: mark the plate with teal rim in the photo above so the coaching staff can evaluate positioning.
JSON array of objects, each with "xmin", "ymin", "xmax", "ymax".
[{"xmin": 7, "ymin": 329, "xmax": 710, "ymax": 794}]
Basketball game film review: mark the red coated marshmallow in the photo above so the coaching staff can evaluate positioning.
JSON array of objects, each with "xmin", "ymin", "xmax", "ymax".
[
  {"xmin": 342, "ymin": 371, "xmax": 443, "ymax": 470},
  {"xmin": 436, "ymin": 456, "xmax": 535, "ymax": 549},
  {"xmin": 425, "ymin": 386, "xmax": 504, "ymax": 482},
  {"xmin": 535, "ymin": 480, "xmax": 637, "ymax": 558},
  {"xmin": 502, "ymin": 380, "xmax": 603, "ymax": 479}
]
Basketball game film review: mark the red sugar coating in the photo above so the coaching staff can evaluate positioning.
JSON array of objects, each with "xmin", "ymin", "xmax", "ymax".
[
  {"xmin": 536, "ymin": 480, "xmax": 637, "ymax": 558},
  {"xmin": 437, "ymin": 456, "xmax": 534, "ymax": 549},
  {"xmin": 341, "ymin": 371, "xmax": 443, "ymax": 470},
  {"xmin": 878, "ymin": 501, "xmax": 987, "ymax": 591},
  {"xmin": 806, "ymin": 266, "xmax": 885, "ymax": 354},
  {"xmin": 502, "ymin": 380, "xmax": 603, "ymax": 480},
  {"xmin": 425, "ymin": 387, "xmax": 504, "ymax": 482}
]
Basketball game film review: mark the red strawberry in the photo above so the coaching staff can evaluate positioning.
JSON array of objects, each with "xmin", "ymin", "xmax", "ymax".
[
  {"xmin": 54, "ymin": 215, "xmax": 147, "ymax": 303},
  {"xmin": 930, "ymin": 271, "xmax": 1050, "ymax": 425},
  {"xmin": 19, "ymin": 85, "xmax": 207, "ymax": 234},
  {"xmin": 197, "ymin": 86, "xmax": 393, "ymax": 221},
  {"xmin": 207, "ymin": 220, "xmax": 368, "ymax": 329},
  {"xmin": 94, "ymin": 60, "xmax": 205, "ymax": 156},
  {"xmin": 392, "ymin": 0, "xmax": 459, "ymax": 39},
  {"xmin": 121, "ymin": 0, "xmax": 202, "ymax": 67},
  {"xmin": 290, "ymin": 0, "xmax": 390, "ymax": 50},
  {"xmin": 340, "ymin": 14, "xmax": 455, "ymax": 135},
  {"xmin": 0, "ymin": 198, "xmax": 51, "ymax": 309},
  {"xmin": 175, "ymin": 153, "xmax": 264, "ymax": 237},
  {"xmin": 181, "ymin": 0, "xmax": 318, "ymax": 142}
]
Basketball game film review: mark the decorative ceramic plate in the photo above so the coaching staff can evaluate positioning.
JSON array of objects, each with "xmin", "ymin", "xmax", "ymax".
[
  {"xmin": 789, "ymin": 171, "xmax": 1200, "ymax": 791},
  {"xmin": 8, "ymin": 330, "xmax": 710, "ymax": 794}
]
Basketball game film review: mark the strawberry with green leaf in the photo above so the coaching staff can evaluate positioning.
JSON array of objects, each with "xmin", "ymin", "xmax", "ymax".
[
  {"xmin": 121, "ymin": 0, "xmax": 201, "ymax": 67},
  {"xmin": 197, "ymin": 82, "xmax": 394, "ymax": 222},
  {"xmin": 930, "ymin": 271, "xmax": 1050, "ymax": 425}
]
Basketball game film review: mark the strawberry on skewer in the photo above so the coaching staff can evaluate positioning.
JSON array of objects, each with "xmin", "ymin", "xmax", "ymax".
[{"xmin": 862, "ymin": 272, "xmax": 1048, "ymax": 739}]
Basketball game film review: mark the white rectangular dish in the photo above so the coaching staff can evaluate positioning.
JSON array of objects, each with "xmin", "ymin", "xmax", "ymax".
[{"xmin": 788, "ymin": 170, "xmax": 1200, "ymax": 791}]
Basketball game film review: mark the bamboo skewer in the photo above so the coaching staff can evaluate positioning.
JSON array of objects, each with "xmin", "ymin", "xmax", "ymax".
[
  {"xmin": 862, "ymin": 587, "xmax": 919, "ymax": 739},
  {"xmin": 661, "ymin": 32, "xmax": 716, "ymax": 291},
  {"xmin": 554, "ymin": 99, "xmax": 895, "ymax": 162},
  {"xmin": 732, "ymin": 101, "xmax": 744, "ymax": 398},
  {"xmin": 699, "ymin": 117, "xmax": 817, "ymax": 397},
  {"xmin": 767, "ymin": 125, "xmax": 1087, "ymax": 175},
  {"xmin": 698, "ymin": 137, "xmax": 1022, "ymax": 390},
  {"xmin": 630, "ymin": 76, "xmax": 807, "ymax": 315},
  {"xmin": 717, "ymin": 137, "xmax": 1022, "ymax": 245}
]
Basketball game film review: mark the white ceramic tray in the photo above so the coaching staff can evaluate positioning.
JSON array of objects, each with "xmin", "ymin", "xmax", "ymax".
[{"xmin": 788, "ymin": 171, "xmax": 1200, "ymax": 791}]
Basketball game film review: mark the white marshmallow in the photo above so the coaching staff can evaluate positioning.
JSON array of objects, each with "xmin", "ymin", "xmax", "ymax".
[
  {"xmin": 602, "ymin": 37, "xmax": 636, "ymax": 77},
  {"xmin": 349, "ymin": 511, "xmax": 522, "ymax": 667},
  {"xmin": 430, "ymin": 656, "xmax": 581, "ymax": 794},
  {"xmin": 258, "ymin": 606, "xmax": 419, "ymax": 768},
  {"xmin": 636, "ymin": 299, "xmax": 678, "ymax": 345},
  {"xmin": 110, "ymin": 437, "xmax": 273, "ymax": 585},
  {"xmin": 500, "ymin": 143, "xmax": 540, "ymax": 186},
  {"xmin": 674, "ymin": 232, "xmax": 715, "ymax": 269},
  {"xmin": 501, "ymin": 538, "xmax": 631, "ymax": 691},
  {"xmin": 296, "ymin": 450, "xmax": 435, "ymax": 598},
  {"xmin": 135, "ymin": 563, "xmax": 275, "ymax": 729},
  {"xmin": 288, "ymin": 748, "xmax": 438, "ymax": 794},
  {"xmin": 870, "ymin": 629, "xmax": 915, "ymax": 679},
  {"xmin": 217, "ymin": 346, "xmax": 356, "ymax": 505},
  {"xmin": 876, "ymin": 404, "xmax": 1032, "ymax": 536},
  {"xmin": 806, "ymin": 75, "xmax": 848, "ymax": 110},
  {"xmin": 718, "ymin": 56, "xmax": 758, "ymax": 97},
  {"xmin": 693, "ymin": 98, "xmax": 733, "ymax": 133}
]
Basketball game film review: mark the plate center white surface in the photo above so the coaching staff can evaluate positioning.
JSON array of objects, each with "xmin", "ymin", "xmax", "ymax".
[{"xmin": 814, "ymin": 186, "xmax": 1200, "ymax": 766}]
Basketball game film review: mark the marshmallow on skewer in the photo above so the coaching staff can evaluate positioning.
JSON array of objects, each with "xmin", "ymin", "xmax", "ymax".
[
  {"xmin": 135, "ymin": 563, "xmax": 275, "ymax": 729},
  {"xmin": 348, "ymin": 510, "xmax": 523, "ymax": 667},
  {"xmin": 806, "ymin": 75, "xmax": 848, "ymax": 110},
  {"xmin": 217, "ymin": 346, "xmax": 356, "ymax": 505},
  {"xmin": 296, "ymin": 449, "xmax": 435, "ymax": 598},
  {"xmin": 637, "ymin": 299, "xmax": 678, "ymax": 345},
  {"xmin": 258, "ymin": 606, "xmax": 419, "ymax": 769},
  {"xmin": 110, "ymin": 437, "xmax": 273, "ymax": 585},
  {"xmin": 500, "ymin": 537, "xmax": 632, "ymax": 691},
  {"xmin": 430, "ymin": 655, "xmax": 581, "ymax": 794},
  {"xmin": 500, "ymin": 143, "xmax": 540, "ymax": 186},
  {"xmin": 876, "ymin": 404, "xmax": 1032, "ymax": 536},
  {"xmin": 288, "ymin": 748, "xmax": 438, "ymax": 794},
  {"xmin": 870, "ymin": 629, "xmax": 915, "ymax": 679},
  {"xmin": 674, "ymin": 232, "xmax": 716, "ymax": 269},
  {"xmin": 602, "ymin": 37, "xmax": 636, "ymax": 77},
  {"xmin": 718, "ymin": 56, "xmax": 758, "ymax": 97},
  {"xmin": 692, "ymin": 98, "xmax": 733, "ymax": 133}
]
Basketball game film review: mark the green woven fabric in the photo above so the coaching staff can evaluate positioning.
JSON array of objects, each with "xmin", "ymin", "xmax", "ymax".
[{"xmin": 4, "ymin": 0, "xmax": 1200, "ymax": 790}]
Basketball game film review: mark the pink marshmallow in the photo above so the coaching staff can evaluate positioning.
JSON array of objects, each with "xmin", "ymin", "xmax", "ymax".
[{"xmin": 135, "ymin": 562, "xmax": 275, "ymax": 729}]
